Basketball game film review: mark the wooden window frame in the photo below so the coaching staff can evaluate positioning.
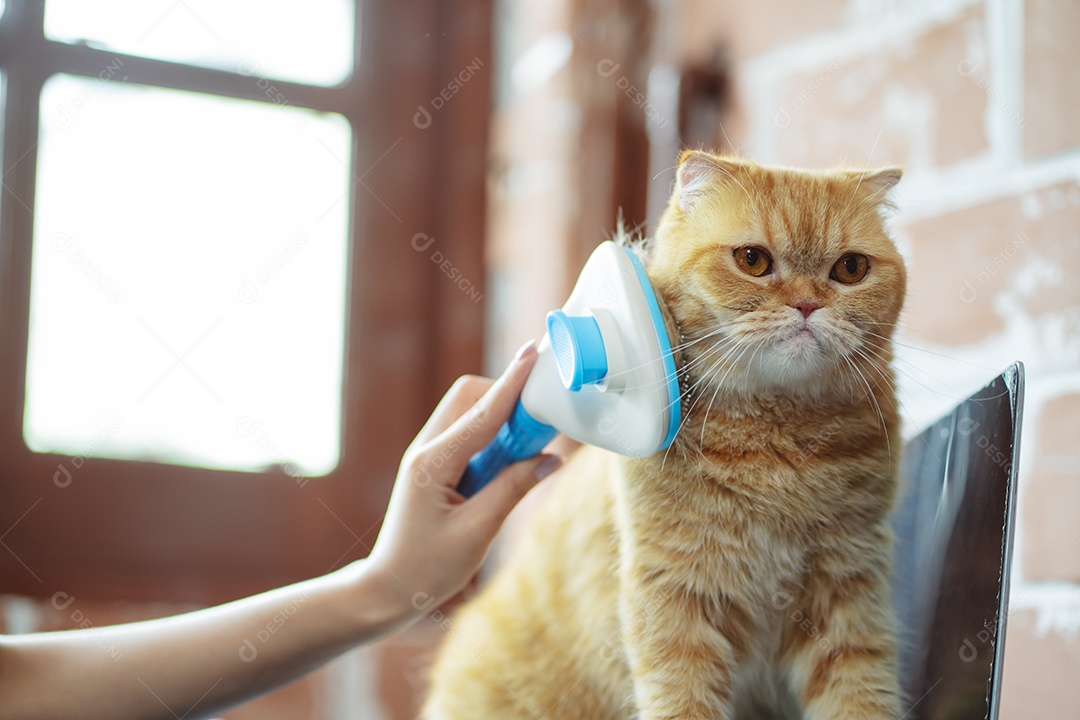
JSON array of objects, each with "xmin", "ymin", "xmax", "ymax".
[{"xmin": 0, "ymin": 0, "xmax": 491, "ymax": 605}]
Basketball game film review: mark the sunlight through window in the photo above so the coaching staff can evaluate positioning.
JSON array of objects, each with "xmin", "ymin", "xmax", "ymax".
[
  {"xmin": 45, "ymin": 0, "xmax": 355, "ymax": 87},
  {"xmin": 24, "ymin": 75, "xmax": 353, "ymax": 476}
]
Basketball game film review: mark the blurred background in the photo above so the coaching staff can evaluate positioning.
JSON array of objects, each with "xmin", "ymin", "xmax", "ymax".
[{"xmin": 0, "ymin": 0, "xmax": 1077, "ymax": 717}]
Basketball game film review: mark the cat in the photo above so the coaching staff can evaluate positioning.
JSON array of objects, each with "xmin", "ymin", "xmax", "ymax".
[{"xmin": 423, "ymin": 151, "xmax": 906, "ymax": 720}]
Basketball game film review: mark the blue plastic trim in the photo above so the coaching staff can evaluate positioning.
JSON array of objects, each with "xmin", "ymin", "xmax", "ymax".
[
  {"xmin": 546, "ymin": 309, "xmax": 608, "ymax": 391},
  {"xmin": 622, "ymin": 247, "xmax": 681, "ymax": 449},
  {"xmin": 457, "ymin": 400, "xmax": 557, "ymax": 498}
]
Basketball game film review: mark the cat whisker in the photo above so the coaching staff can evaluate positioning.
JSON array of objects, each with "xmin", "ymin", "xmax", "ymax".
[
  {"xmin": 675, "ymin": 335, "xmax": 740, "ymax": 379},
  {"xmin": 668, "ymin": 339, "xmax": 742, "ymax": 429},
  {"xmin": 651, "ymin": 163, "xmax": 678, "ymax": 182},
  {"xmin": 842, "ymin": 124, "xmax": 885, "ymax": 213},
  {"xmin": 662, "ymin": 336, "xmax": 749, "ymax": 467},
  {"xmin": 657, "ymin": 341, "xmax": 729, "ymax": 440},
  {"xmin": 847, "ymin": 344, "xmax": 926, "ymax": 435},
  {"xmin": 694, "ymin": 344, "xmax": 746, "ymax": 447},
  {"xmin": 698, "ymin": 338, "xmax": 759, "ymax": 447},
  {"xmin": 662, "ymin": 353, "xmax": 726, "ymax": 470},
  {"xmin": 717, "ymin": 122, "xmax": 742, "ymax": 157},
  {"xmin": 858, "ymin": 334, "xmax": 985, "ymax": 401},
  {"xmin": 586, "ymin": 329, "xmax": 736, "ymax": 395},
  {"xmin": 840, "ymin": 353, "xmax": 892, "ymax": 467},
  {"xmin": 702, "ymin": 158, "xmax": 756, "ymax": 206},
  {"xmin": 860, "ymin": 329, "xmax": 997, "ymax": 372},
  {"xmin": 669, "ymin": 325, "xmax": 729, "ymax": 353}
]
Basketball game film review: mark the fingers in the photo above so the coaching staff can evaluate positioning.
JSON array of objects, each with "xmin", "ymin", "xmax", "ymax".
[
  {"xmin": 466, "ymin": 454, "xmax": 563, "ymax": 535},
  {"xmin": 430, "ymin": 340, "xmax": 539, "ymax": 468}
]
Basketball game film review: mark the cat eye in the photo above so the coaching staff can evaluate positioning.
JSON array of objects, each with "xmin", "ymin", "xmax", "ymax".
[
  {"xmin": 733, "ymin": 246, "xmax": 773, "ymax": 278},
  {"xmin": 831, "ymin": 253, "xmax": 870, "ymax": 284}
]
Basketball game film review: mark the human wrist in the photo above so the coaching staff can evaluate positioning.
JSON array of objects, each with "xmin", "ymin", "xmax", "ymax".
[{"xmin": 332, "ymin": 559, "xmax": 419, "ymax": 641}]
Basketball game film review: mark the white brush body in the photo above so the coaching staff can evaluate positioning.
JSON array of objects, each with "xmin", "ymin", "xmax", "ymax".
[{"xmin": 521, "ymin": 242, "xmax": 679, "ymax": 457}]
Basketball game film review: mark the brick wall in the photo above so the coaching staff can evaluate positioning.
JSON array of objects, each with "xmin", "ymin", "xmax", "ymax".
[{"xmin": 654, "ymin": 0, "xmax": 1080, "ymax": 716}]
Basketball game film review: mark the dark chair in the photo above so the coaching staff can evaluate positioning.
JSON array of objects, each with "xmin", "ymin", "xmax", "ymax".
[{"xmin": 892, "ymin": 362, "xmax": 1024, "ymax": 720}]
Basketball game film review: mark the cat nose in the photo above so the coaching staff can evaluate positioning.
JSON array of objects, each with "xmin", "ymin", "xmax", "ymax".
[{"xmin": 792, "ymin": 301, "xmax": 819, "ymax": 319}]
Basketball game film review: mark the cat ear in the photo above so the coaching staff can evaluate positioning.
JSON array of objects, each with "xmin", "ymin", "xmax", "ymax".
[
  {"xmin": 676, "ymin": 150, "xmax": 737, "ymax": 212},
  {"xmin": 855, "ymin": 167, "xmax": 903, "ymax": 201}
]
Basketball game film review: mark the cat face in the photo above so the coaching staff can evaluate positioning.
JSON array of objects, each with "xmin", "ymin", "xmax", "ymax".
[{"xmin": 650, "ymin": 152, "xmax": 906, "ymax": 396}]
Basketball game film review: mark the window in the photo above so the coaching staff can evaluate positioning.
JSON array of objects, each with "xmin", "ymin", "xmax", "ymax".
[
  {"xmin": 0, "ymin": 0, "xmax": 492, "ymax": 604},
  {"xmin": 27, "ymin": 76, "xmax": 351, "ymax": 477},
  {"xmin": 43, "ymin": 0, "xmax": 355, "ymax": 87}
]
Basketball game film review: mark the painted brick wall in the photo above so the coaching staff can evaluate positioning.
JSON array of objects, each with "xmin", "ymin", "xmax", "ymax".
[{"xmin": 659, "ymin": 0, "xmax": 1080, "ymax": 716}]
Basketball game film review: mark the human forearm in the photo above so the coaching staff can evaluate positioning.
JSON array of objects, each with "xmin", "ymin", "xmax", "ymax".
[{"xmin": 0, "ymin": 560, "xmax": 406, "ymax": 720}]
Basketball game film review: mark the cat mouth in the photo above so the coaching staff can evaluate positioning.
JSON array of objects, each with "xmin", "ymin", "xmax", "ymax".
[
  {"xmin": 788, "ymin": 324, "xmax": 818, "ymax": 342},
  {"xmin": 781, "ymin": 324, "xmax": 824, "ymax": 354}
]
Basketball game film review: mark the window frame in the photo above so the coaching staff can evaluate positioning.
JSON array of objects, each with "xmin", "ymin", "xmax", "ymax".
[{"xmin": 0, "ymin": 0, "xmax": 491, "ymax": 604}]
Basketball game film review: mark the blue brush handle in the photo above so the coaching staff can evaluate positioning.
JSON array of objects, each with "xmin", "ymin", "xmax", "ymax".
[{"xmin": 458, "ymin": 401, "xmax": 557, "ymax": 498}]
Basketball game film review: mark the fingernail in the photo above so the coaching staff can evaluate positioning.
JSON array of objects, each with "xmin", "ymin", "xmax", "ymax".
[
  {"xmin": 534, "ymin": 455, "xmax": 563, "ymax": 481},
  {"xmin": 514, "ymin": 339, "xmax": 537, "ymax": 362}
]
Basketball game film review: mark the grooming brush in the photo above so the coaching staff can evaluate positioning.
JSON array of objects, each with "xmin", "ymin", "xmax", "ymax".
[{"xmin": 457, "ymin": 241, "xmax": 682, "ymax": 497}]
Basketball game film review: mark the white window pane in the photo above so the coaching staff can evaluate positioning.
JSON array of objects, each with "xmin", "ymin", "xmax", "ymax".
[
  {"xmin": 25, "ymin": 75, "xmax": 353, "ymax": 476},
  {"xmin": 44, "ymin": 0, "xmax": 355, "ymax": 88}
]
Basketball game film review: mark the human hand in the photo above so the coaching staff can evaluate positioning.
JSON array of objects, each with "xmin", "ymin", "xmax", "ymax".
[{"xmin": 363, "ymin": 340, "xmax": 562, "ymax": 621}]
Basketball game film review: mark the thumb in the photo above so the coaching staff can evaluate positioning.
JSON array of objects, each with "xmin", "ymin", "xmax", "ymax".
[{"xmin": 467, "ymin": 454, "xmax": 563, "ymax": 534}]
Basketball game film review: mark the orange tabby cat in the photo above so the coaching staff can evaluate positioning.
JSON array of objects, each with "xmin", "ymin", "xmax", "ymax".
[{"xmin": 423, "ymin": 151, "xmax": 906, "ymax": 720}]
